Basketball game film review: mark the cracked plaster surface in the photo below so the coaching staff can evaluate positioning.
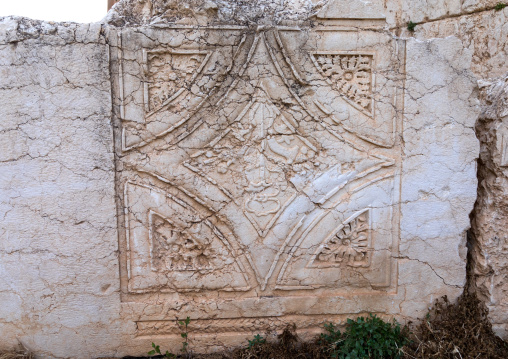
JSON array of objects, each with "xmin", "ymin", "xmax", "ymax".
[{"xmin": 0, "ymin": 0, "xmax": 500, "ymax": 357}]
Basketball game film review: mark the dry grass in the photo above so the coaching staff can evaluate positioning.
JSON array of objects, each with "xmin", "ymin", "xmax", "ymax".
[
  {"xmin": 402, "ymin": 294, "xmax": 508, "ymax": 359},
  {"xmin": 199, "ymin": 324, "xmax": 327, "ymax": 359},
  {"xmin": 0, "ymin": 351, "xmax": 33, "ymax": 359}
]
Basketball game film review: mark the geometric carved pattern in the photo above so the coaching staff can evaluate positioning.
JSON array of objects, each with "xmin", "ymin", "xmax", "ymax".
[
  {"xmin": 185, "ymin": 89, "xmax": 324, "ymax": 237},
  {"xmin": 136, "ymin": 314, "xmax": 363, "ymax": 337},
  {"xmin": 116, "ymin": 28, "xmax": 403, "ymax": 300},
  {"xmin": 311, "ymin": 53, "xmax": 374, "ymax": 116},
  {"xmin": 311, "ymin": 209, "xmax": 371, "ymax": 268}
]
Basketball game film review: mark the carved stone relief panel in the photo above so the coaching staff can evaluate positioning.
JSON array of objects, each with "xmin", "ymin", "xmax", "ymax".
[{"xmin": 111, "ymin": 25, "xmax": 405, "ymax": 330}]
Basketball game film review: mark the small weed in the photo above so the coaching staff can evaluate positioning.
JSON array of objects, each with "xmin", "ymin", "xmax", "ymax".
[
  {"xmin": 178, "ymin": 317, "xmax": 191, "ymax": 355},
  {"xmin": 495, "ymin": 3, "xmax": 507, "ymax": 10},
  {"xmin": 247, "ymin": 334, "xmax": 266, "ymax": 349},
  {"xmin": 147, "ymin": 342, "xmax": 175, "ymax": 359},
  {"xmin": 321, "ymin": 314, "xmax": 409, "ymax": 359},
  {"xmin": 147, "ymin": 317, "xmax": 191, "ymax": 358},
  {"xmin": 407, "ymin": 21, "xmax": 417, "ymax": 32}
]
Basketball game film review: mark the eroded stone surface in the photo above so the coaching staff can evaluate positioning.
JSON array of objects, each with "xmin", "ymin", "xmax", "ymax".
[
  {"xmin": 109, "ymin": 15, "xmax": 477, "ymax": 359},
  {"xmin": 106, "ymin": 0, "xmax": 328, "ymax": 26},
  {"xmin": 113, "ymin": 23, "xmax": 404, "ymax": 296},
  {"xmin": 405, "ymin": 7, "xmax": 508, "ymax": 79},
  {"xmin": 471, "ymin": 74, "xmax": 508, "ymax": 339},
  {"xmin": 0, "ymin": 1, "xmax": 490, "ymax": 357}
]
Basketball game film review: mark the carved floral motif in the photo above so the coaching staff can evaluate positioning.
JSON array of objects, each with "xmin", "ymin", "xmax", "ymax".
[
  {"xmin": 151, "ymin": 213, "xmax": 214, "ymax": 271},
  {"xmin": 315, "ymin": 210, "xmax": 370, "ymax": 267},
  {"xmin": 118, "ymin": 29, "xmax": 400, "ymax": 295},
  {"xmin": 312, "ymin": 54, "xmax": 373, "ymax": 115},
  {"xmin": 145, "ymin": 50, "xmax": 208, "ymax": 111}
]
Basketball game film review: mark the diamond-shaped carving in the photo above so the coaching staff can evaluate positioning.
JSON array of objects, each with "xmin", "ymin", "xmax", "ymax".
[{"xmin": 185, "ymin": 88, "xmax": 325, "ymax": 237}]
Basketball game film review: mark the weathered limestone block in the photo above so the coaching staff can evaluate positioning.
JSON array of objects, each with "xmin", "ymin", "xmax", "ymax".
[
  {"xmin": 0, "ymin": 17, "xmax": 121, "ymax": 358},
  {"xmin": 386, "ymin": 0, "xmax": 462, "ymax": 26},
  {"xmin": 461, "ymin": 0, "xmax": 508, "ymax": 12},
  {"xmin": 106, "ymin": 0, "xmax": 327, "ymax": 26},
  {"xmin": 315, "ymin": 0, "xmax": 385, "ymax": 20},
  {"xmin": 112, "ymin": 21, "xmax": 405, "ymax": 317},
  {"xmin": 401, "ymin": 35, "xmax": 479, "ymax": 305},
  {"xmin": 407, "ymin": 7, "xmax": 508, "ymax": 79},
  {"xmin": 0, "ymin": 1, "xmax": 483, "ymax": 357},
  {"xmin": 108, "ymin": 2, "xmax": 479, "ymax": 353},
  {"xmin": 472, "ymin": 74, "xmax": 508, "ymax": 339},
  {"xmin": 385, "ymin": 0, "xmax": 507, "ymax": 29}
]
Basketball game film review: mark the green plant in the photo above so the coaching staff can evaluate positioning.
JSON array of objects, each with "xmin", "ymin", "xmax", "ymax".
[
  {"xmin": 147, "ymin": 342, "xmax": 175, "ymax": 359},
  {"xmin": 147, "ymin": 317, "xmax": 191, "ymax": 358},
  {"xmin": 322, "ymin": 314, "xmax": 409, "ymax": 359},
  {"xmin": 247, "ymin": 334, "xmax": 266, "ymax": 349},
  {"xmin": 320, "ymin": 322, "xmax": 342, "ymax": 346},
  {"xmin": 178, "ymin": 316, "xmax": 191, "ymax": 355},
  {"xmin": 495, "ymin": 3, "xmax": 507, "ymax": 10},
  {"xmin": 407, "ymin": 21, "xmax": 417, "ymax": 32}
]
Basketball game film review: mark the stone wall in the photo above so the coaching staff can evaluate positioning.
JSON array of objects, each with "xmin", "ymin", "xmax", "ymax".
[
  {"xmin": 386, "ymin": 0, "xmax": 508, "ymax": 340},
  {"xmin": 0, "ymin": 18, "xmax": 122, "ymax": 358},
  {"xmin": 0, "ymin": 0, "xmax": 506, "ymax": 358}
]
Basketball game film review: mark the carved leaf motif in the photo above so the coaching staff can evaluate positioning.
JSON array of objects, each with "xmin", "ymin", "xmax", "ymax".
[
  {"xmin": 151, "ymin": 214, "xmax": 214, "ymax": 271},
  {"xmin": 146, "ymin": 51, "xmax": 207, "ymax": 111}
]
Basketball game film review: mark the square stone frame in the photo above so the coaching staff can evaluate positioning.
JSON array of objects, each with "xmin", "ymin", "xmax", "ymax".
[{"xmin": 108, "ymin": 24, "xmax": 406, "ymax": 337}]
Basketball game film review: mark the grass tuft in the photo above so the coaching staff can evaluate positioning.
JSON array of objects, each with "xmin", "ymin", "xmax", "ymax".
[
  {"xmin": 407, "ymin": 21, "xmax": 417, "ymax": 32},
  {"xmin": 495, "ymin": 3, "xmax": 507, "ymax": 11}
]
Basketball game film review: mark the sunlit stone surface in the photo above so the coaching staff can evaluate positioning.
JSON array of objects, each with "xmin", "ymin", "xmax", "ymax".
[{"xmin": 1, "ymin": 0, "xmax": 505, "ymax": 357}]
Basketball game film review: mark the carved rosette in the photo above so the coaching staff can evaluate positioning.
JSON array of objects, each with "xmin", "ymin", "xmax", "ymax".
[
  {"xmin": 144, "ymin": 50, "xmax": 209, "ymax": 112},
  {"xmin": 151, "ymin": 213, "xmax": 214, "ymax": 271},
  {"xmin": 311, "ymin": 53, "xmax": 374, "ymax": 117},
  {"xmin": 313, "ymin": 210, "xmax": 370, "ymax": 268}
]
